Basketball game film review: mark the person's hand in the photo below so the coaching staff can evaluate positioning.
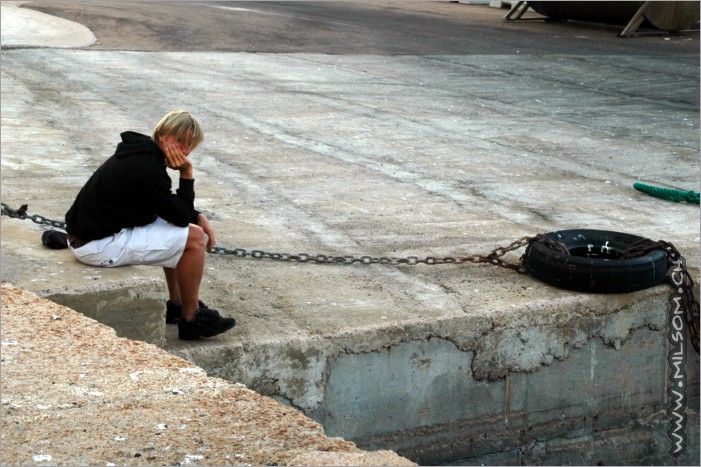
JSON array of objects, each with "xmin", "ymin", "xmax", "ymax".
[
  {"xmin": 164, "ymin": 143, "xmax": 193, "ymax": 179},
  {"xmin": 197, "ymin": 213, "xmax": 216, "ymax": 251}
]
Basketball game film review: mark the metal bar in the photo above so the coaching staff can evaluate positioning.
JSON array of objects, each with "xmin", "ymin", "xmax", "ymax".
[
  {"xmin": 504, "ymin": 1, "xmax": 532, "ymax": 22},
  {"xmin": 618, "ymin": 1, "xmax": 651, "ymax": 37}
]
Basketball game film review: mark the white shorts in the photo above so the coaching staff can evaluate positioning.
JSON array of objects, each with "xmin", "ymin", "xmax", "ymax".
[{"xmin": 69, "ymin": 217, "xmax": 189, "ymax": 269}]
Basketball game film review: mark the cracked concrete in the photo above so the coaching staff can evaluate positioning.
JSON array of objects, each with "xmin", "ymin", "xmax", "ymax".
[{"xmin": 167, "ymin": 284, "xmax": 683, "ymax": 409}]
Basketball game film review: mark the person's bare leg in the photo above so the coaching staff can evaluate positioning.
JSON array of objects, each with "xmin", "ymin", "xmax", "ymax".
[
  {"xmin": 163, "ymin": 267, "xmax": 181, "ymax": 305},
  {"xmin": 176, "ymin": 224, "xmax": 206, "ymax": 321}
]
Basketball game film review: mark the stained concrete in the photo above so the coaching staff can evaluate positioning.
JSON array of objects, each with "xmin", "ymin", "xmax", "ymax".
[{"xmin": 1, "ymin": 1, "xmax": 699, "ymax": 465}]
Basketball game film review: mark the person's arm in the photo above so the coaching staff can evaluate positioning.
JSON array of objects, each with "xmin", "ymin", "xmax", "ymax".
[
  {"xmin": 196, "ymin": 212, "xmax": 216, "ymax": 251},
  {"xmin": 156, "ymin": 141, "xmax": 200, "ymax": 226},
  {"xmin": 163, "ymin": 142, "xmax": 193, "ymax": 179},
  {"xmin": 147, "ymin": 141, "xmax": 196, "ymax": 226}
]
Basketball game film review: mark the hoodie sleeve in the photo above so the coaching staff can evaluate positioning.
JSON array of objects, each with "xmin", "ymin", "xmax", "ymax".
[
  {"xmin": 145, "ymin": 170, "xmax": 197, "ymax": 227},
  {"xmin": 177, "ymin": 178, "xmax": 202, "ymax": 224}
]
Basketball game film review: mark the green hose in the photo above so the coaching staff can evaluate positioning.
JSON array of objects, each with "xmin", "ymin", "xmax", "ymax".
[{"xmin": 634, "ymin": 182, "xmax": 700, "ymax": 205}]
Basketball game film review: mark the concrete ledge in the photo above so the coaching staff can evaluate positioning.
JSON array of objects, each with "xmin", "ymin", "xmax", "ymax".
[{"xmin": 0, "ymin": 284, "xmax": 415, "ymax": 467}]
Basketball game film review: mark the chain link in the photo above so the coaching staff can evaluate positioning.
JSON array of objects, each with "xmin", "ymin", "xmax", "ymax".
[
  {"xmin": 660, "ymin": 240, "xmax": 700, "ymax": 354},
  {"xmin": 211, "ymin": 234, "xmax": 554, "ymax": 273},
  {"xmin": 0, "ymin": 202, "xmax": 560, "ymax": 274},
  {"xmin": 622, "ymin": 238, "xmax": 700, "ymax": 354},
  {"xmin": 1, "ymin": 203, "xmax": 67, "ymax": 229}
]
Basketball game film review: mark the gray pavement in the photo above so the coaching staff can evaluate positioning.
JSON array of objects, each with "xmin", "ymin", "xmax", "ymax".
[{"xmin": 1, "ymin": 2, "xmax": 700, "ymax": 462}]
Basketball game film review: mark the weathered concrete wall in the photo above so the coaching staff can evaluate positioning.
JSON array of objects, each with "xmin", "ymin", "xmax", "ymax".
[
  {"xmin": 6, "ymin": 221, "xmax": 697, "ymax": 464},
  {"xmin": 170, "ymin": 285, "xmax": 700, "ymax": 465},
  {"xmin": 341, "ymin": 331, "xmax": 699, "ymax": 465}
]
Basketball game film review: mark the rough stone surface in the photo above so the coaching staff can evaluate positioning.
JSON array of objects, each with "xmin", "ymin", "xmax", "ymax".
[{"xmin": 0, "ymin": 284, "xmax": 415, "ymax": 467}]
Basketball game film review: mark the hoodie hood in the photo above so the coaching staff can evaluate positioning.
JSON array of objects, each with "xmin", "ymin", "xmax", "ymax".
[{"xmin": 114, "ymin": 131, "xmax": 162, "ymax": 159}]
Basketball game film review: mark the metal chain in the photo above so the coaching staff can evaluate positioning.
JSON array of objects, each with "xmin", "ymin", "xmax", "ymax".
[
  {"xmin": 0, "ymin": 202, "xmax": 562, "ymax": 274},
  {"xmin": 623, "ymin": 238, "xmax": 700, "ymax": 354},
  {"xmin": 211, "ymin": 234, "xmax": 556, "ymax": 274},
  {"xmin": 659, "ymin": 240, "xmax": 700, "ymax": 354},
  {"xmin": 1, "ymin": 203, "xmax": 67, "ymax": 229}
]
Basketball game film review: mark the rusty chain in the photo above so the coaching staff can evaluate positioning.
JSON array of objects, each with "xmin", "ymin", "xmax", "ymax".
[
  {"xmin": 209, "ymin": 234, "xmax": 552, "ymax": 273},
  {"xmin": 623, "ymin": 238, "xmax": 700, "ymax": 354},
  {"xmin": 0, "ymin": 202, "xmax": 558, "ymax": 273},
  {"xmin": 1, "ymin": 203, "xmax": 67, "ymax": 229}
]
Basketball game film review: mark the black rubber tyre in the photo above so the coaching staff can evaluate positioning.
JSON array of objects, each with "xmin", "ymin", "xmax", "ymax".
[{"xmin": 523, "ymin": 229, "xmax": 668, "ymax": 293}]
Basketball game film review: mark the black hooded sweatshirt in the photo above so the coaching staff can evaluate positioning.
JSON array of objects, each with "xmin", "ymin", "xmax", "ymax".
[{"xmin": 65, "ymin": 131, "xmax": 199, "ymax": 241}]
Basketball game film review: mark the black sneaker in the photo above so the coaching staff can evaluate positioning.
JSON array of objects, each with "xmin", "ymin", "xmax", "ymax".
[
  {"xmin": 178, "ymin": 306, "xmax": 236, "ymax": 340},
  {"xmin": 165, "ymin": 300, "xmax": 205, "ymax": 324}
]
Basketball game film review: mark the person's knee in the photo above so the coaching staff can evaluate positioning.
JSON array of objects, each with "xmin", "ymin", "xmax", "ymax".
[{"xmin": 186, "ymin": 225, "xmax": 206, "ymax": 250}]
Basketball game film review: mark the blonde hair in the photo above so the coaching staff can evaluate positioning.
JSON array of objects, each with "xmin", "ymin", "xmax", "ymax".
[{"xmin": 152, "ymin": 110, "xmax": 204, "ymax": 150}]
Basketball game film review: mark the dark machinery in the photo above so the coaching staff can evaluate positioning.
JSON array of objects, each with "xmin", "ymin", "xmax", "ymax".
[{"xmin": 504, "ymin": 1, "xmax": 700, "ymax": 37}]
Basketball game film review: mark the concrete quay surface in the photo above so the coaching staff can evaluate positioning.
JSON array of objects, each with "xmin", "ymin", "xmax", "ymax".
[{"xmin": 2, "ymin": 1, "xmax": 700, "ymax": 465}]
